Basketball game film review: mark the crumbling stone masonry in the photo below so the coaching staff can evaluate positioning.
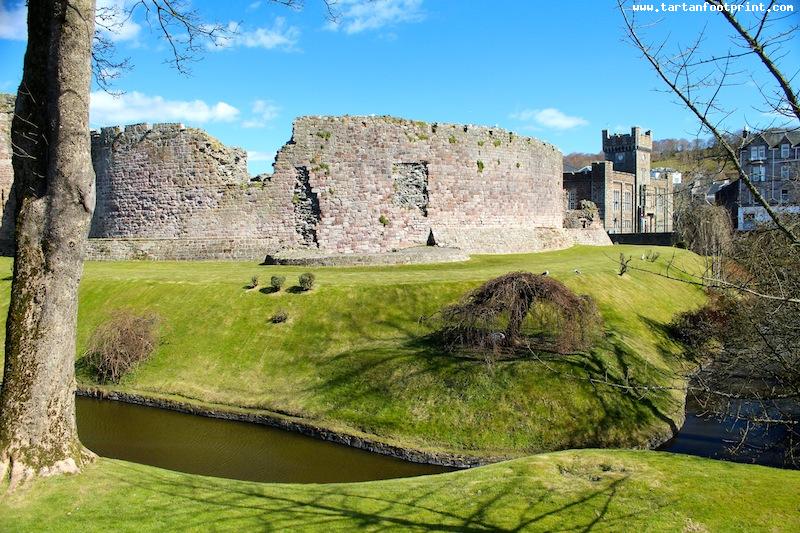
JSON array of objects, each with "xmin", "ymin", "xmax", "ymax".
[
  {"xmin": 0, "ymin": 94, "xmax": 15, "ymax": 249},
  {"xmin": 0, "ymin": 104, "xmax": 610, "ymax": 260}
]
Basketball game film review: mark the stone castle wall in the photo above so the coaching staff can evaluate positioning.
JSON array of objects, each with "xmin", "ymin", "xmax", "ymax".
[
  {"xmin": 90, "ymin": 123, "xmax": 299, "ymax": 251},
  {"xmin": 1, "ymin": 105, "xmax": 609, "ymax": 259},
  {"xmin": 0, "ymin": 94, "xmax": 15, "ymax": 247},
  {"xmin": 272, "ymin": 116, "xmax": 565, "ymax": 254}
]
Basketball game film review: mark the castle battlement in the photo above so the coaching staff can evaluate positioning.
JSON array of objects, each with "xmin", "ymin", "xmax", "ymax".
[{"xmin": 602, "ymin": 127, "xmax": 653, "ymax": 152}]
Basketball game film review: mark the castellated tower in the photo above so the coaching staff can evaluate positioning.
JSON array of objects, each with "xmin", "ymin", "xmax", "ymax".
[
  {"xmin": 602, "ymin": 127, "xmax": 653, "ymax": 231},
  {"xmin": 602, "ymin": 126, "xmax": 652, "ymax": 185}
]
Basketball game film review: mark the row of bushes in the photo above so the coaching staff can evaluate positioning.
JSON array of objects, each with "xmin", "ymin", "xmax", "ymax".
[{"xmin": 248, "ymin": 272, "xmax": 316, "ymax": 292}]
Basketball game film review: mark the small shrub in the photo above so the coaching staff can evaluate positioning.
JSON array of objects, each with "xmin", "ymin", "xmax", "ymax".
[
  {"xmin": 84, "ymin": 310, "xmax": 160, "ymax": 384},
  {"xmin": 299, "ymin": 272, "xmax": 316, "ymax": 291},
  {"xmin": 493, "ymin": 139, "xmax": 502, "ymax": 147},
  {"xmin": 379, "ymin": 214, "xmax": 389, "ymax": 226},
  {"xmin": 249, "ymin": 275, "xmax": 259, "ymax": 289},
  {"xmin": 316, "ymin": 130, "xmax": 332, "ymax": 141},
  {"xmin": 448, "ymin": 135, "xmax": 457, "ymax": 144},
  {"xmin": 477, "ymin": 140, "xmax": 485, "ymax": 147},
  {"xmin": 618, "ymin": 253, "xmax": 632, "ymax": 276},
  {"xmin": 476, "ymin": 160, "xmax": 485, "ymax": 173},
  {"xmin": 669, "ymin": 291, "xmax": 735, "ymax": 360},
  {"xmin": 270, "ymin": 275, "xmax": 286, "ymax": 291},
  {"xmin": 270, "ymin": 309, "xmax": 289, "ymax": 323},
  {"xmin": 644, "ymin": 249, "xmax": 661, "ymax": 262}
]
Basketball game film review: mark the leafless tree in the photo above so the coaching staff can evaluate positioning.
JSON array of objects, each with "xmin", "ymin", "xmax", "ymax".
[
  {"xmin": 618, "ymin": 0, "xmax": 799, "ymax": 247},
  {"xmin": 615, "ymin": 0, "xmax": 800, "ymax": 466}
]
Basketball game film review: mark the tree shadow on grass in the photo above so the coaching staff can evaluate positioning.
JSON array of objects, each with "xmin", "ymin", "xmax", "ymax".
[
  {"xmin": 100, "ymin": 458, "xmax": 659, "ymax": 532},
  {"xmin": 299, "ymin": 326, "xmax": 683, "ymax": 454},
  {"xmin": 285, "ymin": 285, "xmax": 309, "ymax": 294},
  {"xmin": 258, "ymin": 286, "xmax": 280, "ymax": 295}
]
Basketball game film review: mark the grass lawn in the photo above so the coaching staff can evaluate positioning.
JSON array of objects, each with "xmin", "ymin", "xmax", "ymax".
[
  {"xmin": 1, "ymin": 449, "xmax": 798, "ymax": 532},
  {"xmin": 0, "ymin": 245, "xmax": 706, "ymax": 458}
]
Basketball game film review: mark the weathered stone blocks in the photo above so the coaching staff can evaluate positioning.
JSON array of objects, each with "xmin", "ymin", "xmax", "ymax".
[{"xmin": 0, "ymin": 105, "xmax": 610, "ymax": 259}]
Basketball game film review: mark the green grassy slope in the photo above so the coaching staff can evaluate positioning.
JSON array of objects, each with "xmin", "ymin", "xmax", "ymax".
[
  {"xmin": 2, "ymin": 450, "xmax": 798, "ymax": 532},
  {"xmin": 0, "ymin": 245, "xmax": 706, "ymax": 458}
]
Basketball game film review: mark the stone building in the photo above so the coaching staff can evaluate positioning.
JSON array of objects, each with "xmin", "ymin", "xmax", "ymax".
[
  {"xmin": 0, "ymin": 95, "xmax": 610, "ymax": 260},
  {"xmin": 563, "ymin": 127, "xmax": 673, "ymax": 233},
  {"xmin": 0, "ymin": 93, "xmax": 14, "ymax": 250},
  {"xmin": 732, "ymin": 129, "xmax": 800, "ymax": 229}
]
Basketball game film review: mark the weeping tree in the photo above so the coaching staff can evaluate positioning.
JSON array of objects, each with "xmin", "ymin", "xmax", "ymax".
[{"xmin": 429, "ymin": 272, "xmax": 602, "ymax": 358}]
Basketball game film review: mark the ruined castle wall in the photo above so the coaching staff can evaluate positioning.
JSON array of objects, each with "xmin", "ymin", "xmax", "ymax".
[
  {"xmin": 272, "ymin": 116, "xmax": 564, "ymax": 254},
  {"xmin": 1, "ymin": 113, "xmax": 601, "ymax": 260},
  {"xmin": 90, "ymin": 123, "xmax": 299, "ymax": 252},
  {"xmin": 0, "ymin": 94, "xmax": 15, "ymax": 249}
]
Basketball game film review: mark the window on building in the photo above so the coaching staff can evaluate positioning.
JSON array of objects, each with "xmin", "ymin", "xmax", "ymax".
[
  {"xmin": 616, "ymin": 153, "xmax": 624, "ymax": 162},
  {"xmin": 751, "ymin": 145, "xmax": 767, "ymax": 159},
  {"xmin": 567, "ymin": 189, "xmax": 577, "ymax": 210},
  {"xmin": 751, "ymin": 166, "xmax": 765, "ymax": 181},
  {"xmin": 622, "ymin": 219, "xmax": 632, "ymax": 231},
  {"xmin": 623, "ymin": 191, "xmax": 632, "ymax": 214},
  {"xmin": 781, "ymin": 165, "xmax": 791, "ymax": 179},
  {"xmin": 781, "ymin": 189, "xmax": 790, "ymax": 202},
  {"xmin": 613, "ymin": 190, "xmax": 620, "ymax": 212},
  {"xmin": 781, "ymin": 143, "xmax": 791, "ymax": 159},
  {"xmin": 656, "ymin": 188, "xmax": 664, "ymax": 209}
]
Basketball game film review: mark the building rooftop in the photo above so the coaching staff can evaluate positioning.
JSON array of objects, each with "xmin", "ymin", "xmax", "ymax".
[{"xmin": 742, "ymin": 128, "xmax": 800, "ymax": 148}]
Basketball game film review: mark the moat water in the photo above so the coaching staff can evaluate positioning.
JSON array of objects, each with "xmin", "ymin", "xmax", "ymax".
[
  {"xmin": 658, "ymin": 398, "xmax": 792, "ymax": 468},
  {"xmin": 76, "ymin": 396, "xmax": 793, "ymax": 485},
  {"xmin": 76, "ymin": 396, "xmax": 450, "ymax": 483}
]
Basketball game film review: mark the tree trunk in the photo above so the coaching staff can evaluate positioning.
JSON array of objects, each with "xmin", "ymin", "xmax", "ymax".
[{"xmin": 0, "ymin": 0, "xmax": 96, "ymax": 489}]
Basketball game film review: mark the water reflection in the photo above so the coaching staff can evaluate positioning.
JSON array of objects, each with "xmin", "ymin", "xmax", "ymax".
[{"xmin": 77, "ymin": 396, "xmax": 451, "ymax": 483}]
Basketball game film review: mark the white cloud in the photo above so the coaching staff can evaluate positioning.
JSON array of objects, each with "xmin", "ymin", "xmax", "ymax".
[
  {"xmin": 242, "ymin": 100, "xmax": 280, "ymax": 128},
  {"xmin": 510, "ymin": 108, "xmax": 588, "ymax": 130},
  {"xmin": 90, "ymin": 91, "xmax": 240, "ymax": 125},
  {"xmin": 247, "ymin": 150, "xmax": 276, "ymax": 162},
  {"xmin": 327, "ymin": 0, "xmax": 425, "ymax": 35},
  {"xmin": 212, "ymin": 18, "xmax": 299, "ymax": 51},
  {"xmin": 0, "ymin": 1, "xmax": 26, "ymax": 41},
  {"xmin": 95, "ymin": 0, "xmax": 141, "ymax": 42}
]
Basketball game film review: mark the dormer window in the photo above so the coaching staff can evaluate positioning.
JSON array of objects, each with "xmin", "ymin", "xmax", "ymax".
[
  {"xmin": 781, "ymin": 143, "xmax": 791, "ymax": 158},
  {"xmin": 750, "ymin": 145, "xmax": 766, "ymax": 160}
]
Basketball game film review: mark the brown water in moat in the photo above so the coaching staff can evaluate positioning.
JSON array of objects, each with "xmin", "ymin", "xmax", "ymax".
[{"xmin": 76, "ymin": 396, "xmax": 451, "ymax": 483}]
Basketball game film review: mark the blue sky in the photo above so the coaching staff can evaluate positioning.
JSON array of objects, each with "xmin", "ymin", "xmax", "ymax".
[{"xmin": 0, "ymin": 0, "xmax": 798, "ymax": 174}]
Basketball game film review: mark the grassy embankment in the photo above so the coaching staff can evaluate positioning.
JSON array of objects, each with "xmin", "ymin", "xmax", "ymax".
[
  {"xmin": 0, "ymin": 245, "xmax": 706, "ymax": 459},
  {"xmin": 2, "ymin": 450, "xmax": 799, "ymax": 532}
]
